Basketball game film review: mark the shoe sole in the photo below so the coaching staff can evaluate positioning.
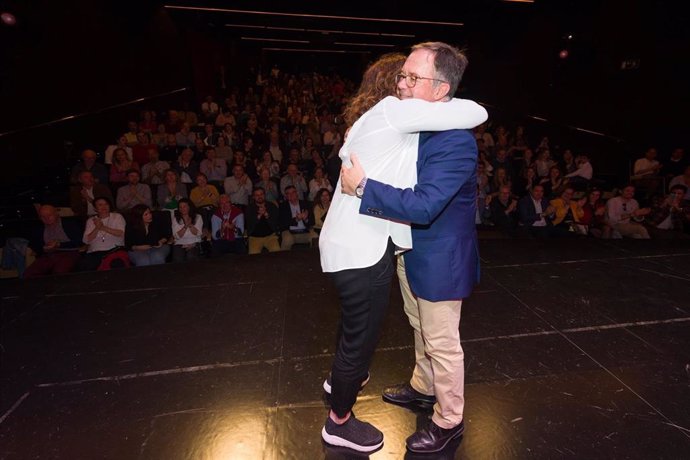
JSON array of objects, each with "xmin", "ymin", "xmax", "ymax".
[
  {"xmin": 321, "ymin": 426, "xmax": 384, "ymax": 453},
  {"xmin": 406, "ymin": 425, "xmax": 465, "ymax": 453},
  {"xmin": 323, "ymin": 374, "xmax": 371, "ymax": 395}
]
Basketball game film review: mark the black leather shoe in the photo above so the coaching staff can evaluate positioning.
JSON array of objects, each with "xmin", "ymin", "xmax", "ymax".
[
  {"xmin": 382, "ymin": 383, "xmax": 436, "ymax": 405},
  {"xmin": 406, "ymin": 420, "xmax": 464, "ymax": 453}
]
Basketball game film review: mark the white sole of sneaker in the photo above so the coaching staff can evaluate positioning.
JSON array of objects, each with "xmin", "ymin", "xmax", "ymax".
[
  {"xmin": 321, "ymin": 426, "xmax": 384, "ymax": 453},
  {"xmin": 323, "ymin": 373, "xmax": 371, "ymax": 395}
]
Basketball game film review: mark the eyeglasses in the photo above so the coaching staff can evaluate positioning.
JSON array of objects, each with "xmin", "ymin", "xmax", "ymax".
[{"xmin": 396, "ymin": 72, "xmax": 448, "ymax": 88}]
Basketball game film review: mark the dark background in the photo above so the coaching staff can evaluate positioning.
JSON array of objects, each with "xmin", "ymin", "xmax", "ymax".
[{"xmin": 0, "ymin": 0, "xmax": 688, "ymax": 191}]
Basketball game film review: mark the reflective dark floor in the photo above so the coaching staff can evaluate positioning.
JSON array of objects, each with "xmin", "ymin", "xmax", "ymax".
[{"xmin": 2, "ymin": 238, "xmax": 690, "ymax": 459}]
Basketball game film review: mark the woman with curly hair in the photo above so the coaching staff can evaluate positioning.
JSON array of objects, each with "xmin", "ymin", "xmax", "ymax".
[{"xmin": 317, "ymin": 51, "xmax": 488, "ymax": 451}]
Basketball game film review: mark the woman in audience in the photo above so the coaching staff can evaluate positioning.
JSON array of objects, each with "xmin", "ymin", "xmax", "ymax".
[
  {"xmin": 489, "ymin": 166, "xmax": 512, "ymax": 197},
  {"xmin": 514, "ymin": 165, "xmax": 538, "ymax": 198},
  {"xmin": 254, "ymin": 166, "xmax": 280, "ymax": 205},
  {"xmin": 157, "ymin": 169, "xmax": 188, "ymax": 210},
  {"xmin": 580, "ymin": 187, "xmax": 610, "ymax": 238},
  {"xmin": 549, "ymin": 186, "xmax": 586, "ymax": 236},
  {"xmin": 104, "ymin": 135, "xmax": 133, "ymax": 165},
  {"xmin": 78, "ymin": 196, "xmax": 126, "ymax": 271},
  {"xmin": 255, "ymin": 150, "xmax": 281, "ymax": 179},
  {"xmin": 312, "ymin": 188, "xmax": 332, "ymax": 234},
  {"xmin": 171, "ymin": 198, "xmax": 203, "ymax": 262},
  {"xmin": 540, "ymin": 165, "xmax": 568, "ymax": 199},
  {"xmin": 535, "ymin": 148, "xmax": 555, "ymax": 178},
  {"xmin": 110, "ymin": 148, "xmax": 140, "ymax": 192},
  {"xmin": 125, "ymin": 204, "xmax": 171, "ymax": 266},
  {"xmin": 215, "ymin": 135, "xmax": 233, "ymax": 165},
  {"xmin": 190, "ymin": 172, "xmax": 220, "ymax": 231},
  {"xmin": 308, "ymin": 166, "xmax": 333, "ymax": 202}
]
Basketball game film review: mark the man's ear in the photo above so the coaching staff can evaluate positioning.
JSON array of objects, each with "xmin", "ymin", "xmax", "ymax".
[{"xmin": 434, "ymin": 82, "xmax": 451, "ymax": 101}]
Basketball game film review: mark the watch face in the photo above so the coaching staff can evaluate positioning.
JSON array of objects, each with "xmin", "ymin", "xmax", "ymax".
[{"xmin": 355, "ymin": 186, "xmax": 363, "ymax": 198}]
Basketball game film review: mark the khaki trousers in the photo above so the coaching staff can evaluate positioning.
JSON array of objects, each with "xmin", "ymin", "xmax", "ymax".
[
  {"xmin": 397, "ymin": 256, "xmax": 464, "ymax": 429},
  {"xmin": 248, "ymin": 235, "xmax": 281, "ymax": 254}
]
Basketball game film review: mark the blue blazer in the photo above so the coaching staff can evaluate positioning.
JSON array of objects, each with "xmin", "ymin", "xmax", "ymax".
[{"xmin": 360, "ymin": 129, "xmax": 480, "ymax": 301}]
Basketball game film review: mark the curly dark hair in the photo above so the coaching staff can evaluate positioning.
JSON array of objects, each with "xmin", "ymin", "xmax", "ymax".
[{"xmin": 342, "ymin": 52, "xmax": 406, "ymax": 126}]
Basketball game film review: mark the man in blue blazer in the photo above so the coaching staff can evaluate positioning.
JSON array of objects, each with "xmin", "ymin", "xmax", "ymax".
[{"xmin": 342, "ymin": 42, "xmax": 480, "ymax": 453}]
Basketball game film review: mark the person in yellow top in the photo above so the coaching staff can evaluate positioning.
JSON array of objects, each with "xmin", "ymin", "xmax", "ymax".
[
  {"xmin": 190, "ymin": 172, "xmax": 220, "ymax": 232},
  {"xmin": 549, "ymin": 186, "xmax": 586, "ymax": 235}
]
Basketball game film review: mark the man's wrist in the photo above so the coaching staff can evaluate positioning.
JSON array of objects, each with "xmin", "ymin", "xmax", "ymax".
[{"xmin": 355, "ymin": 177, "xmax": 367, "ymax": 199}]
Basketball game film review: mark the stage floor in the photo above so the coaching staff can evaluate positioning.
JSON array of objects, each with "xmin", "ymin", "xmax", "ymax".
[{"xmin": 2, "ymin": 238, "xmax": 690, "ymax": 459}]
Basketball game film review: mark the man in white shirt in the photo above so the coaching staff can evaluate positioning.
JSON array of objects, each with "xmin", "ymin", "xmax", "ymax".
[
  {"xmin": 605, "ymin": 184, "xmax": 651, "ymax": 238},
  {"xmin": 632, "ymin": 147, "xmax": 663, "ymax": 199},
  {"xmin": 224, "ymin": 164, "xmax": 253, "ymax": 207},
  {"xmin": 565, "ymin": 154, "xmax": 593, "ymax": 190}
]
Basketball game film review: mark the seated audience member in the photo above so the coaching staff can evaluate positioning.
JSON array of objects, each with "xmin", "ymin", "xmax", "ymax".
[
  {"xmin": 491, "ymin": 148, "xmax": 514, "ymax": 180},
  {"xmin": 24, "ymin": 205, "xmax": 84, "ymax": 278},
  {"xmin": 125, "ymin": 204, "xmax": 171, "ymax": 266},
  {"xmin": 254, "ymin": 166, "xmax": 280, "ymax": 205},
  {"xmin": 564, "ymin": 154, "xmax": 593, "ymax": 190},
  {"xmin": 190, "ymin": 172, "xmax": 220, "ymax": 231},
  {"xmin": 549, "ymin": 187, "xmax": 586, "ymax": 236},
  {"xmin": 192, "ymin": 138, "xmax": 208, "ymax": 162},
  {"xmin": 172, "ymin": 147, "xmax": 199, "ymax": 193},
  {"xmin": 489, "ymin": 166, "xmax": 512, "ymax": 198},
  {"xmin": 157, "ymin": 169, "xmax": 188, "ymax": 210},
  {"xmin": 110, "ymin": 147, "xmax": 140, "ymax": 193},
  {"xmin": 280, "ymin": 164, "xmax": 308, "ymax": 200},
  {"xmin": 580, "ymin": 188, "xmax": 610, "ymax": 238},
  {"xmin": 518, "ymin": 184, "xmax": 557, "ymax": 238},
  {"xmin": 211, "ymin": 194, "xmax": 246, "ymax": 256},
  {"xmin": 534, "ymin": 148, "xmax": 556, "ymax": 179},
  {"xmin": 139, "ymin": 110, "xmax": 157, "ymax": 134},
  {"xmin": 70, "ymin": 171, "xmax": 114, "ymax": 217},
  {"xmin": 170, "ymin": 198, "xmax": 203, "ymax": 262},
  {"xmin": 513, "ymin": 165, "xmax": 538, "ymax": 198},
  {"xmin": 116, "ymin": 169, "xmax": 152, "ymax": 212},
  {"xmin": 104, "ymin": 135, "xmax": 133, "ymax": 165},
  {"xmin": 151, "ymin": 123, "xmax": 168, "ymax": 148},
  {"xmin": 308, "ymin": 166, "xmax": 333, "ymax": 202},
  {"xmin": 215, "ymin": 109, "xmax": 236, "ymax": 130},
  {"xmin": 231, "ymin": 149, "xmax": 257, "ymax": 180},
  {"xmin": 159, "ymin": 134, "xmax": 181, "ymax": 163},
  {"xmin": 487, "ymin": 185, "xmax": 519, "ymax": 236},
  {"xmin": 199, "ymin": 147, "xmax": 227, "ymax": 188},
  {"xmin": 669, "ymin": 165, "xmax": 690, "ymax": 201},
  {"xmin": 141, "ymin": 148, "xmax": 170, "ymax": 205},
  {"xmin": 605, "ymin": 184, "xmax": 651, "ymax": 239},
  {"xmin": 540, "ymin": 165, "xmax": 568, "ymax": 199},
  {"xmin": 214, "ymin": 135, "xmax": 233, "ymax": 164},
  {"xmin": 312, "ymin": 188, "xmax": 331, "ymax": 235},
  {"xmin": 201, "ymin": 95, "xmax": 219, "ymax": 124},
  {"xmin": 70, "ymin": 149, "xmax": 109, "ymax": 186},
  {"xmin": 131, "ymin": 131, "xmax": 157, "ymax": 167},
  {"xmin": 279, "ymin": 185, "xmax": 316, "ymax": 250},
  {"xmin": 245, "ymin": 187, "xmax": 281, "ymax": 254},
  {"xmin": 224, "ymin": 164, "xmax": 253, "ymax": 208},
  {"xmin": 123, "ymin": 121, "xmax": 139, "ymax": 145},
  {"xmin": 662, "ymin": 148, "xmax": 687, "ymax": 183},
  {"xmin": 202, "ymin": 124, "xmax": 219, "ymax": 147},
  {"xmin": 632, "ymin": 147, "xmax": 663, "ymax": 199},
  {"xmin": 78, "ymin": 197, "xmax": 126, "ymax": 271},
  {"xmin": 560, "ymin": 148, "xmax": 577, "ymax": 175},
  {"xmin": 255, "ymin": 150, "xmax": 281, "ymax": 180},
  {"xmin": 175, "ymin": 122, "xmax": 196, "ymax": 148},
  {"xmin": 645, "ymin": 184, "xmax": 690, "ymax": 237}
]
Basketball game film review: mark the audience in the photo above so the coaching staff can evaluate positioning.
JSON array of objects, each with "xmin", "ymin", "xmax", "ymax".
[
  {"xmin": 70, "ymin": 170, "xmax": 114, "ymax": 217},
  {"xmin": 279, "ymin": 185, "xmax": 316, "ymax": 250},
  {"xmin": 116, "ymin": 169, "xmax": 152, "ymax": 212},
  {"xmin": 605, "ymin": 184, "xmax": 651, "ymax": 239},
  {"xmin": 70, "ymin": 149, "xmax": 109, "ymax": 186},
  {"xmin": 157, "ymin": 169, "xmax": 188, "ymax": 211},
  {"xmin": 245, "ymin": 187, "xmax": 281, "ymax": 254},
  {"xmin": 211, "ymin": 194, "xmax": 246, "ymax": 255}
]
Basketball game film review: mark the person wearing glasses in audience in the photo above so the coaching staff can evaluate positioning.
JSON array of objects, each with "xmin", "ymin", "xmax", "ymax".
[
  {"xmin": 320, "ymin": 45, "xmax": 487, "ymax": 453},
  {"xmin": 605, "ymin": 184, "xmax": 651, "ymax": 238}
]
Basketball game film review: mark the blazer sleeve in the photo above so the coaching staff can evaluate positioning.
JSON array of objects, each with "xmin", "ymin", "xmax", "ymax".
[{"xmin": 359, "ymin": 130, "xmax": 476, "ymax": 225}]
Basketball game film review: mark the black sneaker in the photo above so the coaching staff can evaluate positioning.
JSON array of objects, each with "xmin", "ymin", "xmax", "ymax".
[
  {"xmin": 321, "ymin": 414, "xmax": 384, "ymax": 453},
  {"xmin": 323, "ymin": 372, "xmax": 371, "ymax": 394}
]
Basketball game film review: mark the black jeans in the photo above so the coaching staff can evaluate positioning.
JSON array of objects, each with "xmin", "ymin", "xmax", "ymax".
[{"xmin": 329, "ymin": 238, "xmax": 395, "ymax": 417}]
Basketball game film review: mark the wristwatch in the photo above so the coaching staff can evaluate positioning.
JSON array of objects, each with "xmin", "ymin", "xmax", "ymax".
[{"xmin": 355, "ymin": 177, "xmax": 367, "ymax": 199}]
